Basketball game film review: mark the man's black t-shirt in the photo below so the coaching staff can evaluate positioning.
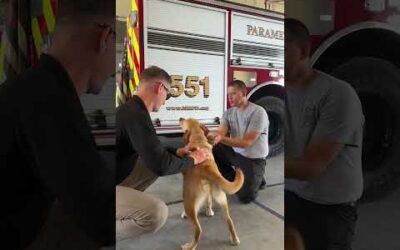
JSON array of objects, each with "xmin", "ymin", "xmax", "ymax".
[
  {"xmin": 116, "ymin": 95, "xmax": 194, "ymax": 184},
  {"xmin": 0, "ymin": 54, "xmax": 115, "ymax": 248}
]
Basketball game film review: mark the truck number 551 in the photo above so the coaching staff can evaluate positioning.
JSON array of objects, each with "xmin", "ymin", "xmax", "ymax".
[{"xmin": 169, "ymin": 75, "xmax": 210, "ymax": 98}]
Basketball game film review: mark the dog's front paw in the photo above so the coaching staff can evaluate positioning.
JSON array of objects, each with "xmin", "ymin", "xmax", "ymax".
[
  {"xmin": 181, "ymin": 243, "xmax": 195, "ymax": 250},
  {"xmin": 181, "ymin": 211, "xmax": 187, "ymax": 219},
  {"xmin": 205, "ymin": 207, "xmax": 214, "ymax": 217},
  {"xmin": 230, "ymin": 237, "xmax": 240, "ymax": 246}
]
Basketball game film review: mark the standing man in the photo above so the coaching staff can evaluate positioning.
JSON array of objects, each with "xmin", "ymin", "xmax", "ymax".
[
  {"xmin": 284, "ymin": 18, "xmax": 364, "ymax": 250},
  {"xmin": 208, "ymin": 80, "xmax": 269, "ymax": 204},
  {"xmin": 0, "ymin": 0, "xmax": 116, "ymax": 249},
  {"xmin": 116, "ymin": 66, "xmax": 208, "ymax": 240}
]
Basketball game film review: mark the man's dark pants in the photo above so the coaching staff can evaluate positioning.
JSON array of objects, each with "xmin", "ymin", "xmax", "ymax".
[
  {"xmin": 285, "ymin": 190, "xmax": 358, "ymax": 250},
  {"xmin": 212, "ymin": 144, "xmax": 266, "ymax": 203}
]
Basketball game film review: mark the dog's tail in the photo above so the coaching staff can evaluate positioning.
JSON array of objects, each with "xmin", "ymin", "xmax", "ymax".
[{"xmin": 206, "ymin": 167, "xmax": 244, "ymax": 195}]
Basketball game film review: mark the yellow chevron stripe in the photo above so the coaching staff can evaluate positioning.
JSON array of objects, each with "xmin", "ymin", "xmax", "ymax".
[
  {"xmin": 126, "ymin": 7, "xmax": 140, "ymax": 66},
  {"xmin": 133, "ymin": 62, "xmax": 139, "ymax": 88},
  {"xmin": 43, "ymin": 0, "xmax": 56, "ymax": 33},
  {"xmin": 131, "ymin": 0, "xmax": 138, "ymax": 11},
  {"xmin": 126, "ymin": 0, "xmax": 140, "ymax": 97},
  {"xmin": 126, "ymin": 16, "xmax": 133, "ymax": 41},
  {"xmin": 127, "ymin": 46, "xmax": 140, "ymax": 90},
  {"xmin": 127, "ymin": 50, "xmax": 139, "ymax": 88},
  {"xmin": 131, "ymin": 31, "xmax": 140, "ymax": 65},
  {"xmin": 31, "ymin": 18, "xmax": 43, "ymax": 58}
]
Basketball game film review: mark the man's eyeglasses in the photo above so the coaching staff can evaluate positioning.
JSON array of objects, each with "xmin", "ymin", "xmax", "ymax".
[
  {"xmin": 157, "ymin": 81, "xmax": 172, "ymax": 100},
  {"xmin": 94, "ymin": 22, "xmax": 116, "ymax": 37}
]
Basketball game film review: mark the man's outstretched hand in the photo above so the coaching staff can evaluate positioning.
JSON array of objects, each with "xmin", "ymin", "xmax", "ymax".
[
  {"xmin": 207, "ymin": 132, "xmax": 223, "ymax": 145},
  {"xmin": 176, "ymin": 146, "xmax": 199, "ymax": 157},
  {"xmin": 189, "ymin": 148, "xmax": 209, "ymax": 165},
  {"xmin": 177, "ymin": 146, "xmax": 209, "ymax": 165}
]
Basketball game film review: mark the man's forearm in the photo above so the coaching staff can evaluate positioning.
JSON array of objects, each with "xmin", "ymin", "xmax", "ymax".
[
  {"xmin": 285, "ymin": 142, "xmax": 343, "ymax": 181},
  {"xmin": 285, "ymin": 156, "xmax": 323, "ymax": 180},
  {"xmin": 221, "ymin": 136, "xmax": 249, "ymax": 148}
]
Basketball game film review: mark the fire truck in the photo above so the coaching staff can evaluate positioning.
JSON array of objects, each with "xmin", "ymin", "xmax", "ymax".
[
  {"xmin": 287, "ymin": 0, "xmax": 400, "ymax": 200},
  {"xmin": 118, "ymin": 0, "xmax": 285, "ymax": 156}
]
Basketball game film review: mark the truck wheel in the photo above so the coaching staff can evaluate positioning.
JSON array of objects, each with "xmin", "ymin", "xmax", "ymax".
[
  {"xmin": 255, "ymin": 96, "xmax": 284, "ymax": 157},
  {"xmin": 330, "ymin": 57, "xmax": 400, "ymax": 202}
]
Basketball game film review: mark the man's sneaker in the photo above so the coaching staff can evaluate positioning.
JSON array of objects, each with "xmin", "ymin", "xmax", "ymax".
[{"xmin": 259, "ymin": 178, "xmax": 267, "ymax": 190}]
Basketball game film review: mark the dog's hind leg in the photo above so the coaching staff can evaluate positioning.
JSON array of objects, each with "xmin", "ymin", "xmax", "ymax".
[
  {"xmin": 213, "ymin": 189, "xmax": 240, "ymax": 246},
  {"xmin": 182, "ymin": 194, "xmax": 206, "ymax": 250},
  {"xmin": 181, "ymin": 209, "xmax": 187, "ymax": 219},
  {"xmin": 205, "ymin": 189, "xmax": 214, "ymax": 217}
]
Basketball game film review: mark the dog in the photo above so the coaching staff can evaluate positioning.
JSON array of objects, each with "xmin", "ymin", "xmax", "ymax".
[{"xmin": 179, "ymin": 118, "xmax": 244, "ymax": 250}]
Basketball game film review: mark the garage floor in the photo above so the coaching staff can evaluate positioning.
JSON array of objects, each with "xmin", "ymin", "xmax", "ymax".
[
  {"xmin": 353, "ymin": 186, "xmax": 400, "ymax": 250},
  {"xmin": 112, "ymin": 136, "xmax": 400, "ymax": 250},
  {"xmin": 116, "ymin": 137, "xmax": 284, "ymax": 250}
]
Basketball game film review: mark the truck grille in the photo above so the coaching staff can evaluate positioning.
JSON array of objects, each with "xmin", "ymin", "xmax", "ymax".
[
  {"xmin": 148, "ymin": 29, "xmax": 225, "ymax": 54},
  {"xmin": 233, "ymin": 43, "xmax": 283, "ymax": 58}
]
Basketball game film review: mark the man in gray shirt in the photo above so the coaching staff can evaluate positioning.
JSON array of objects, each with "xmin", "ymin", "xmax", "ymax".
[
  {"xmin": 285, "ymin": 18, "xmax": 364, "ymax": 250},
  {"xmin": 208, "ymin": 80, "xmax": 269, "ymax": 203}
]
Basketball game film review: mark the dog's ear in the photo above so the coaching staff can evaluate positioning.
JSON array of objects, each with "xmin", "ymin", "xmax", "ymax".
[
  {"xmin": 200, "ymin": 124, "xmax": 209, "ymax": 136},
  {"xmin": 183, "ymin": 130, "xmax": 191, "ymax": 145},
  {"xmin": 179, "ymin": 118, "xmax": 186, "ymax": 129}
]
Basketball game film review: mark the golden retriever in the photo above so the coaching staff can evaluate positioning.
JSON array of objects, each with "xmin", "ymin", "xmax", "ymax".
[{"xmin": 179, "ymin": 118, "xmax": 244, "ymax": 250}]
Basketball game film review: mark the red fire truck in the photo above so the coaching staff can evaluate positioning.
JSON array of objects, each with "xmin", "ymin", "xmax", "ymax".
[
  {"xmin": 287, "ymin": 0, "xmax": 400, "ymax": 200},
  {"xmin": 118, "ymin": 0, "xmax": 285, "ymax": 156}
]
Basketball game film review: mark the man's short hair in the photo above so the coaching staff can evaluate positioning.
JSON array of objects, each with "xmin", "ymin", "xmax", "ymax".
[
  {"xmin": 140, "ymin": 66, "xmax": 172, "ymax": 84},
  {"xmin": 230, "ymin": 80, "xmax": 247, "ymax": 94},
  {"xmin": 285, "ymin": 18, "xmax": 310, "ymax": 47},
  {"xmin": 57, "ymin": 0, "xmax": 115, "ymax": 20}
]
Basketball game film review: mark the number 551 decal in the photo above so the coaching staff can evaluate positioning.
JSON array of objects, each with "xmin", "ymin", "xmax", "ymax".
[{"xmin": 170, "ymin": 75, "xmax": 210, "ymax": 98}]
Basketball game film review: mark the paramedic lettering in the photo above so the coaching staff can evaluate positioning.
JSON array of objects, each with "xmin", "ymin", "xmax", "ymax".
[{"xmin": 247, "ymin": 25, "xmax": 284, "ymax": 40}]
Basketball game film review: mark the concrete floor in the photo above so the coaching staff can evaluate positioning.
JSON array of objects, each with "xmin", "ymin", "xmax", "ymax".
[
  {"xmin": 353, "ymin": 187, "xmax": 400, "ymax": 249},
  {"xmin": 116, "ymin": 145, "xmax": 284, "ymax": 250},
  {"xmin": 110, "ymin": 134, "xmax": 400, "ymax": 249}
]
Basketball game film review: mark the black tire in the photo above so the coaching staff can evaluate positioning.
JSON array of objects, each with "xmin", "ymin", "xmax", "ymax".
[
  {"xmin": 330, "ymin": 57, "xmax": 400, "ymax": 202},
  {"xmin": 255, "ymin": 96, "xmax": 284, "ymax": 157}
]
